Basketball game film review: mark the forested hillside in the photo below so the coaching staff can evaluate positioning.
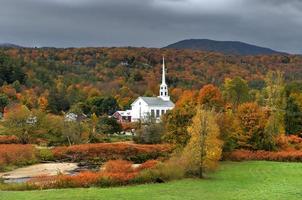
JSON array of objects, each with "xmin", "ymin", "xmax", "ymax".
[{"xmin": 0, "ymin": 47, "xmax": 301, "ymax": 113}]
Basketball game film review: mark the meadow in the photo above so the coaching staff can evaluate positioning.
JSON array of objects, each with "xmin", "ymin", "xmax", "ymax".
[{"xmin": 1, "ymin": 161, "xmax": 302, "ymax": 200}]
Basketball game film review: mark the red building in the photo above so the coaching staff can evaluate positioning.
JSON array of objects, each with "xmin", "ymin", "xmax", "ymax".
[{"xmin": 112, "ymin": 110, "xmax": 132, "ymax": 123}]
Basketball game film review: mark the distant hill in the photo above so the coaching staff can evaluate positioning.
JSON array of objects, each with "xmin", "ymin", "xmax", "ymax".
[
  {"xmin": 165, "ymin": 39, "xmax": 285, "ymax": 56},
  {"xmin": 0, "ymin": 43, "xmax": 23, "ymax": 48}
]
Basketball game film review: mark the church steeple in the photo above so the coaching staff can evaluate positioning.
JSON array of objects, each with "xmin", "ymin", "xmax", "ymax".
[
  {"xmin": 159, "ymin": 56, "xmax": 170, "ymax": 101},
  {"xmin": 162, "ymin": 56, "xmax": 166, "ymax": 85}
]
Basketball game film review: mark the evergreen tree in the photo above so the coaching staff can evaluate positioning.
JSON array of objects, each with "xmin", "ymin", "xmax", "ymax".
[
  {"xmin": 285, "ymin": 96, "xmax": 302, "ymax": 135},
  {"xmin": 0, "ymin": 93, "xmax": 9, "ymax": 113},
  {"xmin": 0, "ymin": 53, "xmax": 26, "ymax": 85}
]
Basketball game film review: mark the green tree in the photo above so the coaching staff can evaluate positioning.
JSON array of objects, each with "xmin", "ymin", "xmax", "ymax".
[
  {"xmin": 87, "ymin": 96, "xmax": 119, "ymax": 116},
  {"xmin": 42, "ymin": 114, "xmax": 65, "ymax": 146},
  {"xmin": 285, "ymin": 96, "xmax": 302, "ymax": 135},
  {"xmin": 0, "ymin": 93, "xmax": 9, "ymax": 113},
  {"xmin": 3, "ymin": 105, "xmax": 47, "ymax": 144},
  {"xmin": 12, "ymin": 80, "xmax": 21, "ymax": 92},
  {"xmin": 222, "ymin": 77, "xmax": 250, "ymax": 109},
  {"xmin": 48, "ymin": 88, "xmax": 70, "ymax": 113},
  {"xmin": 62, "ymin": 121, "xmax": 88, "ymax": 145},
  {"xmin": 284, "ymin": 81, "xmax": 302, "ymax": 135},
  {"xmin": 217, "ymin": 109, "xmax": 242, "ymax": 152},
  {"xmin": 98, "ymin": 116, "xmax": 122, "ymax": 135},
  {"xmin": 134, "ymin": 116, "xmax": 163, "ymax": 144},
  {"xmin": 0, "ymin": 53, "xmax": 26, "ymax": 86},
  {"xmin": 162, "ymin": 108, "xmax": 195, "ymax": 148}
]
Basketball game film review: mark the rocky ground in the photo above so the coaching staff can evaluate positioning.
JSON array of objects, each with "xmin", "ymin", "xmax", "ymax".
[{"xmin": 0, "ymin": 163, "xmax": 78, "ymax": 183}]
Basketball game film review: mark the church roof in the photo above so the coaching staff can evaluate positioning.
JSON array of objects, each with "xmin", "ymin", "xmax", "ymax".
[{"xmin": 139, "ymin": 97, "xmax": 174, "ymax": 107}]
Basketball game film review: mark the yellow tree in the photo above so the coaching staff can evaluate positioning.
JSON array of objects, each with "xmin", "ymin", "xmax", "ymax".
[
  {"xmin": 90, "ymin": 113, "xmax": 99, "ymax": 141},
  {"xmin": 3, "ymin": 105, "xmax": 48, "ymax": 144},
  {"xmin": 182, "ymin": 106, "xmax": 223, "ymax": 178},
  {"xmin": 162, "ymin": 90, "xmax": 198, "ymax": 147},
  {"xmin": 263, "ymin": 71, "xmax": 286, "ymax": 150},
  {"xmin": 237, "ymin": 102, "xmax": 267, "ymax": 149}
]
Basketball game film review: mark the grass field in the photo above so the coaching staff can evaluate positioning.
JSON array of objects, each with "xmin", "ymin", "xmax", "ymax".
[{"xmin": 1, "ymin": 161, "xmax": 302, "ymax": 200}]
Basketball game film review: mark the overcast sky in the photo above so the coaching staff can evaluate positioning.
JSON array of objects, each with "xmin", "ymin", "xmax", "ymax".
[{"xmin": 0, "ymin": 0, "xmax": 302, "ymax": 53}]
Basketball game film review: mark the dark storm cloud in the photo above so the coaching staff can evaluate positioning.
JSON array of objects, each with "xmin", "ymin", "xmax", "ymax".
[{"xmin": 0, "ymin": 0, "xmax": 302, "ymax": 53}]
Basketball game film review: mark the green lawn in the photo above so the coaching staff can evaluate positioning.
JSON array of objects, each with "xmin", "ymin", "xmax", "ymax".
[{"xmin": 1, "ymin": 161, "xmax": 302, "ymax": 200}]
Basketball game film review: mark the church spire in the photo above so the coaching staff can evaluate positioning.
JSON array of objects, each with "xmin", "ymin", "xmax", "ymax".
[
  {"xmin": 162, "ymin": 56, "xmax": 166, "ymax": 85},
  {"xmin": 159, "ymin": 56, "xmax": 170, "ymax": 101}
]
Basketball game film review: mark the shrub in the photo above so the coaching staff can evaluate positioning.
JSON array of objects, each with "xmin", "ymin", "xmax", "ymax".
[
  {"xmin": 0, "ymin": 144, "xmax": 37, "ymax": 171},
  {"xmin": 287, "ymin": 135, "xmax": 302, "ymax": 144},
  {"xmin": 0, "ymin": 135, "xmax": 19, "ymax": 144},
  {"xmin": 134, "ymin": 158, "xmax": 185, "ymax": 184},
  {"xmin": 103, "ymin": 160, "xmax": 134, "ymax": 173},
  {"xmin": 14, "ymin": 159, "xmax": 159, "ymax": 190},
  {"xmin": 0, "ymin": 158, "xmax": 185, "ymax": 190},
  {"xmin": 38, "ymin": 148, "xmax": 54, "ymax": 162},
  {"xmin": 134, "ymin": 123, "xmax": 163, "ymax": 144},
  {"xmin": 52, "ymin": 143, "xmax": 172, "ymax": 164},
  {"xmin": 225, "ymin": 149, "xmax": 302, "ymax": 162},
  {"xmin": 287, "ymin": 135, "xmax": 302, "ymax": 150},
  {"xmin": 276, "ymin": 135, "xmax": 302, "ymax": 150},
  {"xmin": 136, "ymin": 160, "xmax": 158, "ymax": 171},
  {"xmin": 98, "ymin": 116, "xmax": 122, "ymax": 134},
  {"xmin": 56, "ymin": 172, "xmax": 102, "ymax": 188}
]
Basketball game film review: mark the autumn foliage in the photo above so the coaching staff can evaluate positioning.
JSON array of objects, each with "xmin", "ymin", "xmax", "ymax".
[
  {"xmin": 198, "ymin": 84, "xmax": 223, "ymax": 110},
  {"xmin": 136, "ymin": 159, "xmax": 159, "ymax": 171},
  {"xmin": 0, "ymin": 135, "xmax": 19, "ymax": 144},
  {"xmin": 26, "ymin": 159, "xmax": 159, "ymax": 189},
  {"xmin": 52, "ymin": 143, "xmax": 172, "ymax": 163},
  {"xmin": 225, "ymin": 149, "xmax": 302, "ymax": 162},
  {"xmin": 0, "ymin": 144, "xmax": 37, "ymax": 170},
  {"xmin": 181, "ymin": 107, "xmax": 223, "ymax": 177},
  {"xmin": 236, "ymin": 102, "xmax": 267, "ymax": 149}
]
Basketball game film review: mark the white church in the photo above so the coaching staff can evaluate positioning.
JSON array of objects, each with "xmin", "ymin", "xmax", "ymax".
[{"xmin": 113, "ymin": 57, "xmax": 175, "ymax": 122}]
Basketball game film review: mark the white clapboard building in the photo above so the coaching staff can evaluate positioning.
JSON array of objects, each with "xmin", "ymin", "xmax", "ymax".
[{"xmin": 114, "ymin": 57, "xmax": 175, "ymax": 122}]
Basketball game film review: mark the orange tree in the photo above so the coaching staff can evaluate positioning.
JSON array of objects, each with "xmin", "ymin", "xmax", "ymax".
[{"xmin": 198, "ymin": 84, "xmax": 223, "ymax": 111}]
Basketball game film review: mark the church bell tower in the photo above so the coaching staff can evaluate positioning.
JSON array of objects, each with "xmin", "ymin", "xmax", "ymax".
[{"xmin": 159, "ymin": 57, "xmax": 170, "ymax": 101}]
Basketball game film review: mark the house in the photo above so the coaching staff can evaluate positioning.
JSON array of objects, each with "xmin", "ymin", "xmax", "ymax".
[
  {"xmin": 64, "ymin": 112, "xmax": 87, "ymax": 122},
  {"xmin": 112, "ymin": 110, "xmax": 132, "ymax": 123},
  {"xmin": 114, "ymin": 57, "xmax": 174, "ymax": 122}
]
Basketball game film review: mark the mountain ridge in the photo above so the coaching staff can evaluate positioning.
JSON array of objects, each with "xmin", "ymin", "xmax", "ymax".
[
  {"xmin": 0, "ymin": 43, "xmax": 23, "ymax": 48},
  {"xmin": 165, "ymin": 39, "xmax": 286, "ymax": 56}
]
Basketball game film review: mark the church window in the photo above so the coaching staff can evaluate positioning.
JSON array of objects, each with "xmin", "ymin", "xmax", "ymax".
[
  {"xmin": 156, "ymin": 110, "xmax": 160, "ymax": 117},
  {"xmin": 161, "ymin": 110, "xmax": 165, "ymax": 115},
  {"xmin": 161, "ymin": 92, "xmax": 163, "ymax": 96},
  {"xmin": 165, "ymin": 92, "xmax": 167, "ymax": 96},
  {"xmin": 151, "ymin": 109, "xmax": 155, "ymax": 117}
]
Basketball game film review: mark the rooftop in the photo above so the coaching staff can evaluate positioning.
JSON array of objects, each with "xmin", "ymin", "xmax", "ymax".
[{"xmin": 139, "ymin": 97, "xmax": 174, "ymax": 107}]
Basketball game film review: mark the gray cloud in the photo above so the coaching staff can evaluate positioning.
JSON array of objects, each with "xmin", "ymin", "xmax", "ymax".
[{"xmin": 0, "ymin": 0, "xmax": 301, "ymax": 53}]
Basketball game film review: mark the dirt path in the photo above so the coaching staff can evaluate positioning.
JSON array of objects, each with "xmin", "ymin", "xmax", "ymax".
[{"xmin": 0, "ymin": 163, "xmax": 78, "ymax": 179}]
